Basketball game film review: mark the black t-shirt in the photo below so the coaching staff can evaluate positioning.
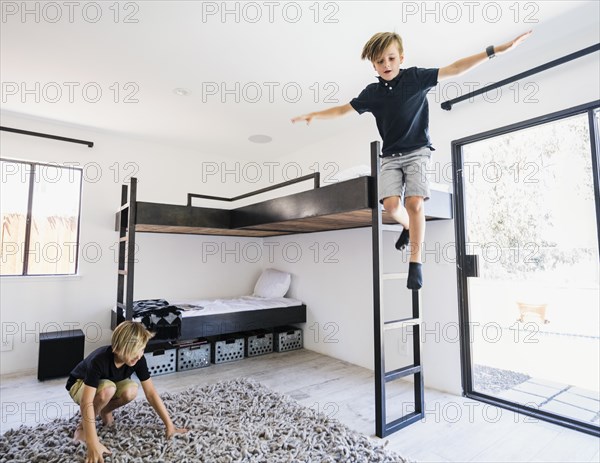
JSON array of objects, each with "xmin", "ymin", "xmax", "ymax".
[
  {"xmin": 65, "ymin": 345, "xmax": 151, "ymax": 391},
  {"xmin": 350, "ymin": 67, "xmax": 439, "ymax": 156}
]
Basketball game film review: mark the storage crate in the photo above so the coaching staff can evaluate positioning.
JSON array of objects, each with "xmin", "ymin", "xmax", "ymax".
[
  {"xmin": 211, "ymin": 334, "xmax": 245, "ymax": 364},
  {"xmin": 144, "ymin": 347, "xmax": 176, "ymax": 376},
  {"xmin": 175, "ymin": 338, "xmax": 211, "ymax": 371},
  {"xmin": 274, "ymin": 326, "xmax": 303, "ymax": 352},
  {"xmin": 245, "ymin": 330, "xmax": 273, "ymax": 357}
]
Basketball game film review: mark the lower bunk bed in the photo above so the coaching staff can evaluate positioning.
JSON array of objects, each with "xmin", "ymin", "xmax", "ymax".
[
  {"xmin": 111, "ymin": 269, "xmax": 307, "ymax": 371},
  {"xmin": 111, "ymin": 294, "xmax": 306, "ymax": 375},
  {"xmin": 111, "ymin": 295, "xmax": 307, "ymax": 340}
]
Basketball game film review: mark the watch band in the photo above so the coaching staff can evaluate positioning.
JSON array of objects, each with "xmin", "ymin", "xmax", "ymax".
[{"xmin": 486, "ymin": 45, "xmax": 496, "ymax": 59}]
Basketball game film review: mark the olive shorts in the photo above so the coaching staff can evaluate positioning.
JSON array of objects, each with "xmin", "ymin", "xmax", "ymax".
[{"xmin": 69, "ymin": 378, "xmax": 138, "ymax": 405}]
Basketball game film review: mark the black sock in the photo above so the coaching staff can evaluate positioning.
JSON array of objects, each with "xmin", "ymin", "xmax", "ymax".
[
  {"xmin": 407, "ymin": 262, "xmax": 423, "ymax": 290},
  {"xmin": 395, "ymin": 228, "xmax": 410, "ymax": 251}
]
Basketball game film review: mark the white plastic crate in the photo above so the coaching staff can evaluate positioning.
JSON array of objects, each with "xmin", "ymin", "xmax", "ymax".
[
  {"xmin": 144, "ymin": 347, "xmax": 176, "ymax": 376},
  {"xmin": 245, "ymin": 330, "xmax": 273, "ymax": 357},
  {"xmin": 274, "ymin": 326, "xmax": 303, "ymax": 352},
  {"xmin": 176, "ymin": 339, "xmax": 211, "ymax": 371},
  {"xmin": 211, "ymin": 335, "xmax": 245, "ymax": 364}
]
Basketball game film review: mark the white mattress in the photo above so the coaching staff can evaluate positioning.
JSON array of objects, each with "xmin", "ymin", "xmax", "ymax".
[
  {"xmin": 117, "ymin": 296, "xmax": 303, "ymax": 320},
  {"xmin": 172, "ymin": 296, "xmax": 302, "ymax": 318}
]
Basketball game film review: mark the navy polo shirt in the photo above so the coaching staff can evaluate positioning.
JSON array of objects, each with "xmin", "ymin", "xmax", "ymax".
[
  {"xmin": 350, "ymin": 67, "xmax": 439, "ymax": 157},
  {"xmin": 65, "ymin": 345, "xmax": 151, "ymax": 391}
]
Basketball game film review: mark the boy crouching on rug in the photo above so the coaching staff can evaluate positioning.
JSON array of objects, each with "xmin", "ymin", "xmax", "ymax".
[{"xmin": 66, "ymin": 321, "xmax": 187, "ymax": 463}]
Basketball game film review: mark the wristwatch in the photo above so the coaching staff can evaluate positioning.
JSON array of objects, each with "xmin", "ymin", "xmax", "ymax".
[{"xmin": 486, "ymin": 45, "xmax": 496, "ymax": 59}]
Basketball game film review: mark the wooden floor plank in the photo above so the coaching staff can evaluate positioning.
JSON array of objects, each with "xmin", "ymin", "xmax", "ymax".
[{"xmin": 1, "ymin": 349, "xmax": 597, "ymax": 462}]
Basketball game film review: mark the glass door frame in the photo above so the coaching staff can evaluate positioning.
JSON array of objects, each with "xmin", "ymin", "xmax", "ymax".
[{"xmin": 452, "ymin": 100, "xmax": 600, "ymax": 437}]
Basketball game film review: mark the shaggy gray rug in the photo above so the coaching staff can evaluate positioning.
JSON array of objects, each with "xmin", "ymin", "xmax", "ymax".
[{"xmin": 1, "ymin": 378, "xmax": 407, "ymax": 463}]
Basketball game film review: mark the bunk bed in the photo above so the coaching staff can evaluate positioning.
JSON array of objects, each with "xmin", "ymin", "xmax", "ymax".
[
  {"xmin": 113, "ymin": 141, "xmax": 454, "ymax": 438},
  {"xmin": 113, "ymin": 159, "xmax": 452, "ymax": 335}
]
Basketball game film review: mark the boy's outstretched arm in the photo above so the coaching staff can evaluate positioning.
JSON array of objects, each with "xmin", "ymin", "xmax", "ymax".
[
  {"xmin": 291, "ymin": 103, "xmax": 354, "ymax": 125},
  {"xmin": 141, "ymin": 379, "xmax": 188, "ymax": 438},
  {"xmin": 438, "ymin": 30, "xmax": 532, "ymax": 81}
]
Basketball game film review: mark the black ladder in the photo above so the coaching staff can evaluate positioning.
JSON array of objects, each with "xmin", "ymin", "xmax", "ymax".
[
  {"xmin": 371, "ymin": 141, "xmax": 424, "ymax": 438},
  {"xmin": 115, "ymin": 177, "xmax": 137, "ymax": 325}
]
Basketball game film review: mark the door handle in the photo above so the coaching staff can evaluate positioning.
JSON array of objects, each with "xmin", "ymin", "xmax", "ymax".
[{"xmin": 465, "ymin": 254, "xmax": 479, "ymax": 278}]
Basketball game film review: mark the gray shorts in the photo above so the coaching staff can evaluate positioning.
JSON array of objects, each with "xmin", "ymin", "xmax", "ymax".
[{"xmin": 379, "ymin": 146, "xmax": 432, "ymax": 202}]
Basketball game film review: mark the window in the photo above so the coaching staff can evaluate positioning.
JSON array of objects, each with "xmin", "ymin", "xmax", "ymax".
[
  {"xmin": 1, "ymin": 159, "xmax": 83, "ymax": 276},
  {"xmin": 453, "ymin": 101, "xmax": 600, "ymax": 435}
]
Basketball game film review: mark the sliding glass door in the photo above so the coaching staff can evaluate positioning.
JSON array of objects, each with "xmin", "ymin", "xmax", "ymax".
[{"xmin": 454, "ymin": 102, "xmax": 600, "ymax": 436}]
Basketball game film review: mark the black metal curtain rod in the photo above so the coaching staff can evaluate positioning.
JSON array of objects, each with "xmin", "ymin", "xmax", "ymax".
[
  {"xmin": 0, "ymin": 126, "xmax": 94, "ymax": 147},
  {"xmin": 441, "ymin": 43, "xmax": 600, "ymax": 111}
]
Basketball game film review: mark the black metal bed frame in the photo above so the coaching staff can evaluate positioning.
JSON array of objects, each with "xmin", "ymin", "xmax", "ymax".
[
  {"xmin": 114, "ymin": 143, "xmax": 454, "ymax": 438},
  {"xmin": 114, "ymin": 178, "xmax": 308, "ymax": 332}
]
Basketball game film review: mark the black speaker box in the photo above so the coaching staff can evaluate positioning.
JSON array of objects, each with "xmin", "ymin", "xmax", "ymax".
[{"xmin": 37, "ymin": 329, "xmax": 85, "ymax": 381}]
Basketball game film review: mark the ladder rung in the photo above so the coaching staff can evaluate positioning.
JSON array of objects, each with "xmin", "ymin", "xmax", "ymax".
[
  {"xmin": 384, "ymin": 318, "xmax": 421, "ymax": 330},
  {"xmin": 118, "ymin": 203, "xmax": 129, "ymax": 212},
  {"xmin": 116, "ymin": 302, "xmax": 125, "ymax": 310},
  {"xmin": 382, "ymin": 273, "xmax": 408, "ymax": 280},
  {"xmin": 381, "ymin": 224, "xmax": 405, "ymax": 232},
  {"xmin": 118, "ymin": 270, "xmax": 127, "ymax": 275},
  {"xmin": 119, "ymin": 236, "xmax": 128, "ymax": 242},
  {"xmin": 384, "ymin": 411, "xmax": 423, "ymax": 435},
  {"xmin": 385, "ymin": 364, "xmax": 421, "ymax": 382}
]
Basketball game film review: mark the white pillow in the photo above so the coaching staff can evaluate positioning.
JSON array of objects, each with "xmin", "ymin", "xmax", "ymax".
[{"xmin": 253, "ymin": 269, "xmax": 291, "ymax": 298}]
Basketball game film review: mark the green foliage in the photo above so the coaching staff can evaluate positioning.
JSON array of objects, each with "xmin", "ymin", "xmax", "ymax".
[{"xmin": 462, "ymin": 113, "xmax": 596, "ymax": 281}]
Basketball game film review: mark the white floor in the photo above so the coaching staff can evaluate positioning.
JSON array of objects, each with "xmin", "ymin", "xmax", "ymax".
[{"xmin": 1, "ymin": 349, "xmax": 599, "ymax": 462}]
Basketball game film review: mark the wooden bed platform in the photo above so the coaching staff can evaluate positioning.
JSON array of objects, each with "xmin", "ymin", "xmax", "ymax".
[
  {"xmin": 113, "ymin": 160, "xmax": 453, "ymax": 339},
  {"xmin": 118, "ymin": 176, "xmax": 453, "ymax": 237}
]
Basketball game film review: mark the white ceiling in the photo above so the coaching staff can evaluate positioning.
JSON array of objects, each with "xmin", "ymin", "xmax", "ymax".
[{"xmin": 1, "ymin": 1, "xmax": 597, "ymax": 160}]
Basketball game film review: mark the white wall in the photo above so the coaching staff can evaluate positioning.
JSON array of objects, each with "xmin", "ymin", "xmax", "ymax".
[
  {"xmin": 0, "ymin": 112, "xmax": 269, "ymax": 375},
  {"xmin": 265, "ymin": 19, "xmax": 600, "ymax": 395},
  {"xmin": 2, "ymin": 9, "xmax": 598, "ymax": 394}
]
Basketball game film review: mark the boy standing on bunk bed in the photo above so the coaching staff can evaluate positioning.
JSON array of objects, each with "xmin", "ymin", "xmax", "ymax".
[
  {"xmin": 292, "ymin": 30, "xmax": 531, "ymax": 289},
  {"xmin": 66, "ymin": 321, "xmax": 187, "ymax": 463}
]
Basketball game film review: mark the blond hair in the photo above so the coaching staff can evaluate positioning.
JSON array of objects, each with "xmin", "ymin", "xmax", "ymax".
[
  {"xmin": 111, "ymin": 321, "xmax": 154, "ymax": 357},
  {"xmin": 361, "ymin": 32, "xmax": 403, "ymax": 62}
]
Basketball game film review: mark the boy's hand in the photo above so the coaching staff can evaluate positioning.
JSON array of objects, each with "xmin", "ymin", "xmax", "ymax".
[
  {"xmin": 85, "ymin": 441, "xmax": 111, "ymax": 463},
  {"xmin": 166, "ymin": 426, "xmax": 188, "ymax": 438},
  {"xmin": 291, "ymin": 113, "xmax": 314, "ymax": 125},
  {"xmin": 495, "ymin": 30, "xmax": 533, "ymax": 55}
]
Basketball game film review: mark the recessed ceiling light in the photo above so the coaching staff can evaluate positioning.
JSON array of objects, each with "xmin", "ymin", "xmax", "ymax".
[
  {"xmin": 173, "ymin": 88, "xmax": 191, "ymax": 96},
  {"xmin": 248, "ymin": 134, "xmax": 272, "ymax": 144}
]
